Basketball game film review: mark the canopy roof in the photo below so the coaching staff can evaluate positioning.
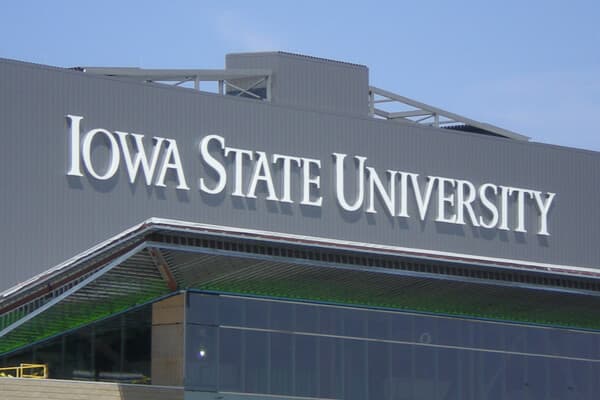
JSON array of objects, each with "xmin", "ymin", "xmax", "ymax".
[{"xmin": 2, "ymin": 218, "xmax": 600, "ymax": 355}]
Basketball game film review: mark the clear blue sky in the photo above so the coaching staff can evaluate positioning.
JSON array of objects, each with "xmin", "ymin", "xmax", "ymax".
[{"xmin": 1, "ymin": 0, "xmax": 598, "ymax": 151}]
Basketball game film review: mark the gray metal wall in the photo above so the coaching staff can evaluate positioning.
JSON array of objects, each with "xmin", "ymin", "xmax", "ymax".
[
  {"xmin": 226, "ymin": 52, "xmax": 369, "ymax": 115},
  {"xmin": 1, "ymin": 56, "xmax": 599, "ymax": 292}
]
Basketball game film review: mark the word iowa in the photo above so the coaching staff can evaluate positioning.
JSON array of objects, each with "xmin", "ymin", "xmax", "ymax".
[{"xmin": 66, "ymin": 115, "xmax": 189, "ymax": 189}]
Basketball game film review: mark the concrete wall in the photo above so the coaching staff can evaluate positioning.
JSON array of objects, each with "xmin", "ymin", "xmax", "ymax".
[
  {"xmin": 152, "ymin": 295, "xmax": 184, "ymax": 386},
  {"xmin": 0, "ymin": 378, "xmax": 183, "ymax": 400}
]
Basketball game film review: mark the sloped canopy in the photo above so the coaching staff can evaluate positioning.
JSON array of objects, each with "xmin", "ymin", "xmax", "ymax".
[{"xmin": 2, "ymin": 218, "xmax": 600, "ymax": 355}]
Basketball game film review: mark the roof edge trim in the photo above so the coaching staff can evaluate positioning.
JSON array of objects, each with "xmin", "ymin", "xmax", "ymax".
[{"xmin": 4, "ymin": 218, "xmax": 599, "ymax": 300}]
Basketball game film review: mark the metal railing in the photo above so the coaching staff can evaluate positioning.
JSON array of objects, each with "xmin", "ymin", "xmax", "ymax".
[
  {"xmin": 368, "ymin": 86, "xmax": 529, "ymax": 141},
  {"xmin": 0, "ymin": 363, "xmax": 48, "ymax": 379}
]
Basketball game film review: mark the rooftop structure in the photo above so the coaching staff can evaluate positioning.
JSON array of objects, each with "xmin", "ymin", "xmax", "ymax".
[{"xmin": 78, "ymin": 51, "xmax": 528, "ymax": 140}]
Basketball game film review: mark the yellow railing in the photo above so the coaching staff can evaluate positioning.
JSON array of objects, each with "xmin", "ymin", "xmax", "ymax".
[{"xmin": 0, "ymin": 363, "xmax": 48, "ymax": 379}]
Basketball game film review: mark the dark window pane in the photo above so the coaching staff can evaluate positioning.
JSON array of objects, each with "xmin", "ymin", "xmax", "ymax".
[
  {"xmin": 270, "ymin": 302, "xmax": 293, "ymax": 331},
  {"xmin": 391, "ymin": 343, "xmax": 413, "ymax": 399},
  {"xmin": 33, "ymin": 338, "xmax": 62, "ymax": 379},
  {"xmin": 94, "ymin": 324, "xmax": 122, "ymax": 380},
  {"xmin": 295, "ymin": 304, "xmax": 318, "ymax": 333},
  {"xmin": 318, "ymin": 337, "xmax": 344, "ymax": 399},
  {"xmin": 123, "ymin": 313, "xmax": 151, "ymax": 380},
  {"xmin": 437, "ymin": 348, "xmax": 460, "ymax": 400},
  {"xmin": 525, "ymin": 355, "xmax": 548, "ymax": 400},
  {"xmin": 344, "ymin": 339, "xmax": 367, "ymax": 400},
  {"xmin": 436, "ymin": 317, "xmax": 462, "ymax": 348},
  {"xmin": 505, "ymin": 354, "xmax": 527, "ymax": 398},
  {"xmin": 244, "ymin": 330, "xmax": 268, "ymax": 393},
  {"xmin": 413, "ymin": 314, "xmax": 437, "ymax": 345},
  {"xmin": 185, "ymin": 325, "xmax": 218, "ymax": 391},
  {"xmin": 502, "ymin": 324, "xmax": 526, "ymax": 353},
  {"xmin": 478, "ymin": 352, "xmax": 505, "ymax": 400},
  {"xmin": 390, "ymin": 314, "xmax": 413, "ymax": 342},
  {"xmin": 219, "ymin": 296, "xmax": 244, "ymax": 326},
  {"xmin": 270, "ymin": 332, "xmax": 293, "ymax": 396},
  {"xmin": 367, "ymin": 311, "xmax": 389, "ymax": 340},
  {"xmin": 219, "ymin": 328, "xmax": 242, "ymax": 391},
  {"xmin": 477, "ymin": 323, "xmax": 506, "ymax": 353},
  {"xmin": 567, "ymin": 330, "xmax": 594, "ymax": 359},
  {"xmin": 343, "ymin": 309, "xmax": 366, "ymax": 337},
  {"xmin": 5, "ymin": 348, "xmax": 34, "ymax": 376},
  {"xmin": 568, "ymin": 360, "xmax": 593, "ymax": 399},
  {"xmin": 245, "ymin": 300, "xmax": 269, "ymax": 329},
  {"xmin": 368, "ymin": 341, "xmax": 390, "ymax": 400},
  {"xmin": 64, "ymin": 327, "xmax": 93, "ymax": 380},
  {"xmin": 294, "ymin": 335, "xmax": 317, "ymax": 397},
  {"xmin": 187, "ymin": 293, "xmax": 219, "ymax": 326},
  {"xmin": 413, "ymin": 346, "xmax": 436, "ymax": 399},
  {"xmin": 319, "ymin": 306, "xmax": 344, "ymax": 336}
]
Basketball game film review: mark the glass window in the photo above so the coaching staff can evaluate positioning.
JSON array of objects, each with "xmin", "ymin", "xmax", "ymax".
[
  {"xmin": 270, "ymin": 302, "xmax": 293, "ymax": 331},
  {"xmin": 318, "ymin": 337, "xmax": 343, "ymax": 399},
  {"xmin": 187, "ymin": 293, "xmax": 219, "ymax": 325},
  {"xmin": 437, "ymin": 347, "xmax": 460, "ymax": 400},
  {"xmin": 343, "ymin": 309, "xmax": 366, "ymax": 337},
  {"xmin": 186, "ymin": 325, "xmax": 218, "ymax": 391},
  {"xmin": 294, "ymin": 335, "xmax": 318, "ymax": 397},
  {"xmin": 270, "ymin": 332, "xmax": 293, "ymax": 396},
  {"xmin": 64, "ymin": 327, "xmax": 93, "ymax": 380},
  {"xmin": 318, "ymin": 306, "xmax": 344, "ymax": 336},
  {"xmin": 219, "ymin": 328, "xmax": 242, "ymax": 391},
  {"xmin": 524, "ymin": 355, "xmax": 548, "ymax": 400},
  {"xmin": 368, "ymin": 341, "xmax": 391, "ymax": 399},
  {"xmin": 344, "ymin": 339, "xmax": 367, "ymax": 400},
  {"xmin": 295, "ymin": 304, "xmax": 318, "ymax": 333},
  {"xmin": 412, "ymin": 314, "xmax": 437, "ymax": 345},
  {"xmin": 219, "ymin": 296, "xmax": 244, "ymax": 326},
  {"xmin": 32, "ymin": 338, "xmax": 62, "ymax": 379},
  {"xmin": 367, "ymin": 311, "xmax": 389, "ymax": 340},
  {"xmin": 245, "ymin": 300, "xmax": 269, "ymax": 329},
  {"xmin": 390, "ymin": 342, "xmax": 413, "ymax": 399},
  {"xmin": 0, "ymin": 305, "xmax": 151, "ymax": 384},
  {"xmin": 505, "ymin": 353, "xmax": 527, "ymax": 398},
  {"xmin": 94, "ymin": 323, "xmax": 122, "ymax": 379},
  {"xmin": 478, "ymin": 351, "xmax": 506, "ymax": 400},
  {"xmin": 390, "ymin": 314, "xmax": 413, "ymax": 342},
  {"xmin": 124, "ymin": 316, "xmax": 151, "ymax": 380},
  {"xmin": 413, "ymin": 346, "xmax": 437, "ymax": 399},
  {"xmin": 244, "ymin": 330, "xmax": 269, "ymax": 393},
  {"xmin": 568, "ymin": 359, "xmax": 594, "ymax": 400}
]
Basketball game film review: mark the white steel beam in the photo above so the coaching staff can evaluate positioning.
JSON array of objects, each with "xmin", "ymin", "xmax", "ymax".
[{"xmin": 369, "ymin": 86, "xmax": 529, "ymax": 141}]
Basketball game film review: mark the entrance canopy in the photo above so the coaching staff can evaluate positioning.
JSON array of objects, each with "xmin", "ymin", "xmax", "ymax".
[{"xmin": 2, "ymin": 218, "xmax": 600, "ymax": 355}]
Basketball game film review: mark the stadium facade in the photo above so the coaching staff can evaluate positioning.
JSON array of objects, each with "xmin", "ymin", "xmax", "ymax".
[{"xmin": 1, "ymin": 52, "xmax": 600, "ymax": 400}]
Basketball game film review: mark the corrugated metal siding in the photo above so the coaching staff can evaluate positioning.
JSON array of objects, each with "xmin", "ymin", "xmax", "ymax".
[
  {"xmin": 0, "ymin": 57, "xmax": 599, "ymax": 293},
  {"xmin": 226, "ymin": 52, "xmax": 369, "ymax": 116}
]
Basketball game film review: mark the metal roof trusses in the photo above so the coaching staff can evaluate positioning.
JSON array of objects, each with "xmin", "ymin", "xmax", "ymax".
[
  {"xmin": 79, "ymin": 67, "xmax": 272, "ymax": 101},
  {"xmin": 368, "ymin": 86, "xmax": 529, "ymax": 141}
]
